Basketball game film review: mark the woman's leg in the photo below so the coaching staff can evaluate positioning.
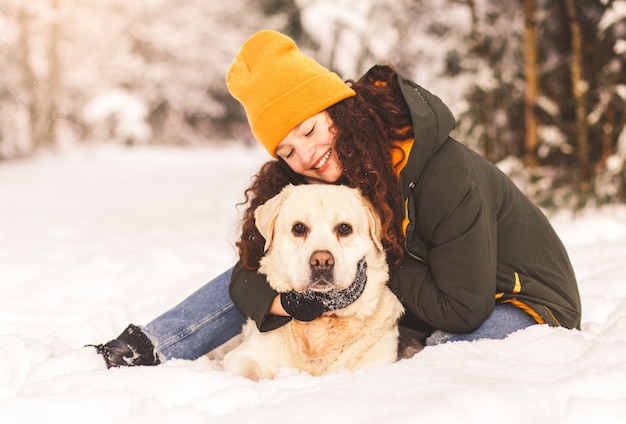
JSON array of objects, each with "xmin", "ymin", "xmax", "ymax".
[
  {"xmin": 425, "ymin": 304, "xmax": 537, "ymax": 346},
  {"xmin": 94, "ymin": 268, "xmax": 247, "ymax": 367},
  {"xmin": 143, "ymin": 268, "xmax": 247, "ymax": 361}
]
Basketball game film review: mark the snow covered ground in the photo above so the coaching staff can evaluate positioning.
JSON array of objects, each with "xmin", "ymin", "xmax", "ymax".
[{"xmin": 1, "ymin": 145, "xmax": 625, "ymax": 423}]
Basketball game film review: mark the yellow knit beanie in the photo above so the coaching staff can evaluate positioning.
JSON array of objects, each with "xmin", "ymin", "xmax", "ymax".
[{"xmin": 226, "ymin": 30, "xmax": 355, "ymax": 157}]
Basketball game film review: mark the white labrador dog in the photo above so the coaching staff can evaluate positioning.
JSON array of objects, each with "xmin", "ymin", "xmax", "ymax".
[{"xmin": 223, "ymin": 184, "xmax": 404, "ymax": 380}]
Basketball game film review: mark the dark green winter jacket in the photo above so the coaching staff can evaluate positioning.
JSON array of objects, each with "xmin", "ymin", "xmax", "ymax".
[{"xmin": 229, "ymin": 69, "xmax": 582, "ymax": 335}]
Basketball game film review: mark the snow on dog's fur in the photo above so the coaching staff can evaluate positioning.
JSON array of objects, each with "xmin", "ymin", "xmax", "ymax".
[{"xmin": 223, "ymin": 184, "xmax": 404, "ymax": 380}]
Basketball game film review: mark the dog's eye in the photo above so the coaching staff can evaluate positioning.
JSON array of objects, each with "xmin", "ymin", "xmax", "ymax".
[
  {"xmin": 336, "ymin": 223, "xmax": 353, "ymax": 236},
  {"xmin": 292, "ymin": 222, "xmax": 308, "ymax": 237}
]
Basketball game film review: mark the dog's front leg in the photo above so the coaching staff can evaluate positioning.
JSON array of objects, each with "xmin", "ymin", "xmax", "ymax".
[
  {"xmin": 223, "ymin": 349, "xmax": 267, "ymax": 381},
  {"xmin": 222, "ymin": 321, "xmax": 288, "ymax": 381}
]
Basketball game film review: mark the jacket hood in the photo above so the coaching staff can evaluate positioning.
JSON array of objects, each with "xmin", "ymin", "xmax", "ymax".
[{"xmin": 397, "ymin": 73, "xmax": 456, "ymax": 197}]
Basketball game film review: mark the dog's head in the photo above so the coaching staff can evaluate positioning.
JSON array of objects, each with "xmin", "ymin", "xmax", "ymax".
[{"xmin": 254, "ymin": 184, "xmax": 388, "ymax": 297}]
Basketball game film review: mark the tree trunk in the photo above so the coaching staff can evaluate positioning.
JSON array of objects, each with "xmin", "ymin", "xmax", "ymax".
[
  {"xmin": 564, "ymin": 0, "xmax": 590, "ymax": 193},
  {"xmin": 17, "ymin": 8, "xmax": 38, "ymax": 154},
  {"xmin": 16, "ymin": 1, "xmax": 60, "ymax": 154},
  {"xmin": 522, "ymin": 0, "xmax": 539, "ymax": 168},
  {"xmin": 35, "ymin": 0, "xmax": 61, "ymax": 151},
  {"xmin": 599, "ymin": 103, "xmax": 614, "ymax": 169}
]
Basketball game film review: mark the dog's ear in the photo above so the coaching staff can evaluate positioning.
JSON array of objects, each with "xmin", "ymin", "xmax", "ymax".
[
  {"xmin": 363, "ymin": 201, "xmax": 383, "ymax": 251},
  {"xmin": 364, "ymin": 200, "xmax": 384, "ymax": 252},
  {"xmin": 254, "ymin": 185, "xmax": 294, "ymax": 251}
]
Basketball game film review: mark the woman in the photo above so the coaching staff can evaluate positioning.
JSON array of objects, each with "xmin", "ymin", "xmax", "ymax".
[{"xmin": 93, "ymin": 30, "xmax": 581, "ymax": 368}]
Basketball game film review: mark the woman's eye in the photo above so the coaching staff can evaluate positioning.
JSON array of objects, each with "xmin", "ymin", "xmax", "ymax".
[
  {"xmin": 305, "ymin": 125, "xmax": 315, "ymax": 137},
  {"xmin": 285, "ymin": 149, "xmax": 294, "ymax": 159},
  {"xmin": 336, "ymin": 223, "xmax": 353, "ymax": 236},
  {"xmin": 292, "ymin": 222, "xmax": 308, "ymax": 237}
]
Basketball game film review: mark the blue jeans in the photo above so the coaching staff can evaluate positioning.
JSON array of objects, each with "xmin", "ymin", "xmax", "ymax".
[
  {"xmin": 425, "ymin": 303, "xmax": 537, "ymax": 346},
  {"xmin": 142, "ymin": 268, "xmax": 247, "ymax": 361},
  {"xmin": 140, "ymin": 268, "xmax": 536, "ymax": 360}
]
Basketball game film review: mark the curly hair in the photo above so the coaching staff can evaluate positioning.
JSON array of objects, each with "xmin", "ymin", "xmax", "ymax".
[{"xmin": 236, "ymin": 64, "xmax": 414, "ymax": 270}]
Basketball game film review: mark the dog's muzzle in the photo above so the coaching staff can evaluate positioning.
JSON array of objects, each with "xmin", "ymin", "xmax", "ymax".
[
  {"xmin": 309, "ymin": 250, "xmax": 335, "ymax": 290},
  {"xmin": 310, "ymin": 258, "xmax": 368, "ymax": 311}
]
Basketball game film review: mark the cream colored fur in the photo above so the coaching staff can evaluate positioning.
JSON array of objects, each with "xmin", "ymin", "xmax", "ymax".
[{"xmin": 223, "ymin": 185, "xmax": 404, "ymax": 381}]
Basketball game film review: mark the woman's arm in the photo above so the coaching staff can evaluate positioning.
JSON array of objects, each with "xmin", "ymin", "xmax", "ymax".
[
  {"xmin": 229, "ymin": 261, "xmax": 291, "ymax": 332},
  {"xmin": 392, "ymin": 163, "xmax": 497, "ymax": 333}
]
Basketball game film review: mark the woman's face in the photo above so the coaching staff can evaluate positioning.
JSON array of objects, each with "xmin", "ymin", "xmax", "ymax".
[{"xmin": 275, "ymin": 111, "xmax": 343, "ymax": 184}]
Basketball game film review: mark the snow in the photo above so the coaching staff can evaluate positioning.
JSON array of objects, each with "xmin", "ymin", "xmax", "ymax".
[{"xmin": 1, "ymin": 145, "xmax": 626, "ymax": 423}]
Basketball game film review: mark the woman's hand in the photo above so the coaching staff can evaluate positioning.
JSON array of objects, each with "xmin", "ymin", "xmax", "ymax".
[
  {"xmin": 270, "ymin": 295, "xmax": 289, "ymax": 317},
  {"xmin": 279, "ymin": 291, "xmax": 328, "ymax": 321}
]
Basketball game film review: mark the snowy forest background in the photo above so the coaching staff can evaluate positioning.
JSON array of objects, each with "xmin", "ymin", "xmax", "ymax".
[{"xmin": 1, "ymin": 0, "xmax": 625, "ymax": 210}]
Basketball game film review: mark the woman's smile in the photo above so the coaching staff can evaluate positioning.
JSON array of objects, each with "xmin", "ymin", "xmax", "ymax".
[
  {"xmin": 276, "ymin": 112, "xmax": 343, "ymax": 183},
  {"xmin": 312, "ymin": 149, "xmax": 332, "ymax": 170}
]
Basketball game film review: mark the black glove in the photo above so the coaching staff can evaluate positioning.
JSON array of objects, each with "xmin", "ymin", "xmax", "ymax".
[
  {"xmin": 280, "ymin": 291, "xmax": 327, "ymax": 322},
  {"xmin": 280, "ymin": 259, "xmax": 368, "ymax": 322}
]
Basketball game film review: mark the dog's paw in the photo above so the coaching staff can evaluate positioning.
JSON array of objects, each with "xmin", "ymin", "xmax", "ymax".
[{"xmin": 223, "ymin": 352, "xmax": 271, "ymax": 381}]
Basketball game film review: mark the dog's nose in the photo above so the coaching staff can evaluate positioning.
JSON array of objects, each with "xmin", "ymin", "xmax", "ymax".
[{"xmin": 310, "ymin": 250, "xmax": 334, "ymax": 270}]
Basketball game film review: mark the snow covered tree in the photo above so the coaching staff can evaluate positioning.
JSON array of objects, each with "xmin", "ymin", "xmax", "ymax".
[
  {"xmin": 437, "ymin": 0, "xmax": 626, "ymax": 208},
  {"xmin": 0, "ymin": 0, "xmax": 63, "ymax": 158},
  {"xmin": 0, "ymin": 0, "xmax": 624, "ymax": 207},
  {"xmin": 0, "ymin": 0, "xmax": 268, "ymax": 157}
]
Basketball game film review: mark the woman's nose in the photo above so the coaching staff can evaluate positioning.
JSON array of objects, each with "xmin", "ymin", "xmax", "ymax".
[{"xmin": 294, "ymin": 141, "xmax": 315, "ymax": 163}]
